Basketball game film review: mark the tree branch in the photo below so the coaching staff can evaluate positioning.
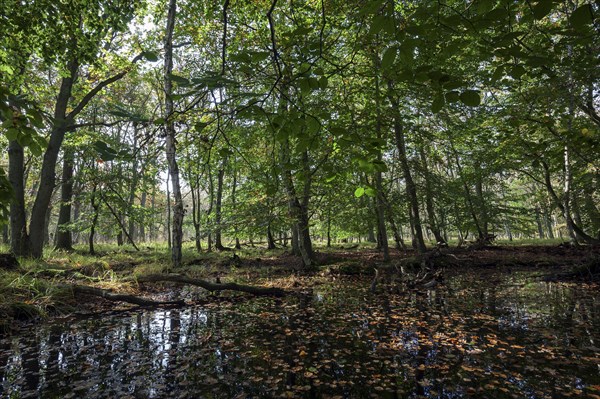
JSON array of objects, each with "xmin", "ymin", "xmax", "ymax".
[{"xmin": 67, "ymin": 53, "xmax": 145, "ymax": 120}]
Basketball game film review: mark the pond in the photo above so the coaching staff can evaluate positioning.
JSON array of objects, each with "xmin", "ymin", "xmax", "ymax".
[{"xmin": 1, "ymin": 270, "xmax": 599, "ymax": 398}]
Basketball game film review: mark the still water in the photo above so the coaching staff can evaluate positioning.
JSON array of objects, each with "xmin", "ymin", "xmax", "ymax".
[{"xmin": 1, "ymin": 271, "xmax": 599, "ymax": 398}]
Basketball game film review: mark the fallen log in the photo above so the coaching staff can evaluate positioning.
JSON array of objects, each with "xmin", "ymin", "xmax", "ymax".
[
  {"xmin": 59, "ymin": 284, "xmax": 185, "ymax": 307},
  {"xmin": 136, "ymin": 274, "xmax": 286, "ymax": 297}
]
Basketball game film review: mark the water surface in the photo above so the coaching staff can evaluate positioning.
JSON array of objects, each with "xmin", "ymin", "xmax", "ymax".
[{"xmin": 1, "ymin": 270, "xmax": 599, "ymax": 398}]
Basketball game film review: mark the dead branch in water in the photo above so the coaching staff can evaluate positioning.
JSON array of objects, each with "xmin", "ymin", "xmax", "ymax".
[
  {"xmin": 59, "ymin": 284, "xmax": 185, "ymax": 307},
  {"xmin": 136, "ymin": 274, "xmax": 287, "ymax": 297}
]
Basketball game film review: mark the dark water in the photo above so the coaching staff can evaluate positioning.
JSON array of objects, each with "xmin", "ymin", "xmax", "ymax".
[{"xmin": 1, "ymin": 271, "xmax": 599, "ymax": 398}]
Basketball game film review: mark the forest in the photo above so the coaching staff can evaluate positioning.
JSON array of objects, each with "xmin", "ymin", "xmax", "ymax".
[{"xmin": 0, "ymin": 0, "xmax": 599, "ymax": 398}]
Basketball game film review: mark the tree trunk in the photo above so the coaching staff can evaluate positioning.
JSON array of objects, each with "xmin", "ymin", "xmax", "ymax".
[
  {"xmin": 542, "ymin": 161, "xmax": 599, "ymax": 244},
  {"xmin": 214, "ymin": 159, "xmax": 227, "ymax": 250},
  {"xmin": 535, "ymin": 206, "xmax": 545, "ymax": 239},
  {"xmin": 8, "ymin": 140, "xmax": 30, "ymax": 256},
  {"xmin": 127, "ymin": 130, "xmax": 140, "ymax": 243},
  {"xmin": 373, "ymin": 66, "xmax": 389, "ymax": 261},
  {"xmin": 231, "ymin": 163, "xmax": 241, "ymax": 250},
  {"xmin": 164, "ymin": 0, "xmax": 184, "ymax": 268},
  {"xmin": 474, "ymin": 161, "xmax": 489, "ymax": 236},
  {"xmin": 139, "ymin": 191, "xmax": 147, "ymax": 242},
  {"xmin": 89, "ymin": 185, "xmax": 100, "ymax": 255},
  {"xmin": 267, "ymin": 223, "xmax": 276, "ymax": 250},
  {"xmin": 388, "ymin": 89, "xmax": 426, "ymax": 253},
  {"xmin": 419, "ymin": 148, "xmax": 446, "ymax": 245},
  {"xmin": 55, "ymin": 151, "xmax": 74, "ymax": 250},
  {"xmin": 28, "ymin": 58, "xmax": 79, "ymax": 258},
  {"xmin": 281, "ymin": 139, "xmax": 314, "ymax": 267},
  {"xmin": 326, "ymin": 210, "xmax": 331, "ymax": 248}
]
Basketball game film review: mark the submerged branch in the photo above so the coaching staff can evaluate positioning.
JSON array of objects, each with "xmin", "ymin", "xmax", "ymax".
[
  {"xmin": 136, "ymin": 274, "xmax": 286, "ymax": 296},
  {"xmin": 60, "ymin": 284, "xmax": 185, "ymax": 307}
]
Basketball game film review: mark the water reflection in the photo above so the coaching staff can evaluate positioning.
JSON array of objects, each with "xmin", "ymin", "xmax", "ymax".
[{"xmin": 1, "ymin": 272, "xmax": 599, "ymax": 398}]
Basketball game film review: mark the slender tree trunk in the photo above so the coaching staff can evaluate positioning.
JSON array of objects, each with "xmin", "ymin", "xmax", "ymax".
[
  {"xmin": 127, "ymin": 132, "xmax": 140, "ymax": 244},
  {"xmin": 139, "ymin": 191, "xmax": 147, "ymax": 242},
  {"xmin": 419, "ymin": 148, "xmax": 446, "ymax": 245},
  {"xmin": 387, "ymin": 211, "xmax": 406, "ymax": 250},
  {"xmin": 214, "ymin": 159, "xmax": 227, "ymax": 250},
  {"xmin": 326, "ymin": 210, "xmax": 331, "ymax": 248},
  {"xmin": 267, "ymin": 224, "xmax": 276, "ymax": 250},
  {"xmin": 388, "ymin": 89, "xmax": 426, "ymax": 253},
  {"xmin": 166, "ymin": 172, "xmax": 171, "ymax": 248},
  {"xmin": 150, "ymin": 186, "xmax": 156, "ymax": 241},
  {"xmin": 8, "ymin": 140, "xmax": 30, "ymax": 256},
  {"xmin": 89, "ymin": 185, "xmax": 100, "ymax": 255},
  {"xmin": 563, "ymin": 145, "xmax": 578, "ymax": 243},
  {"xmin": 164, "ymin": 0, "xmax": 183, "ymax": 267},
  {"xmin": 450, "ymin": 144, "xmax": 484, "ymax": 239},
  {"xmin": 373, "ymin": 66, "xmax": 389, "ymax": 261},
  {"xmin": 55, "ymin": 150, "xmax": 74, "ymax": 250},
  {"xmin": 474, "ymin": 161, "xmax": 489, "ymax": 236},
  {"xmin": 191, "ymin": 184, "xmax": 202, "ymax": 252},
  {"xmin": 72, "ymin": 196, "xmax": 81, "ymax": 244},
  {"xmin": 535, "ymin": 206, "xmax": 545, "ymax": 239},
  {"xmin": 231, "ymin": 163, "xmax": 241, "ymax": 250},
  {"xmin": 541, "ymin": 161, "xmax": 598, "ymax": 244},
  {"xmin": 544, "ymin": 203, "xmax": 555, "ymax": 239},
  {"xmin": 206, "ymin": 164, "xmax": 214, "ymax": 252}
]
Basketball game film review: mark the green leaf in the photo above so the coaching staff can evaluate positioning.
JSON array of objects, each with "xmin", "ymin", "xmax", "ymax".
[
  {"xmin": 369, "ymin": 15, "xmax": 387, "ymax": 35},
  {"xmin": 445, "ymin": 91, "xmax": 460, "ymax": 103},
  {"xmin": 365, "ymin": 187, "xmax": 376, "ymax": 197},
  {"xmin": 381, "ymin": 47, "xmax": 397, "ymax": 70},
  {"xmin": 329, "ymin": 127, "xmax": 346, "ymax": 136},
  {"xmin": 142, "ymin": 51, "xmax": 159, "ymax": 62},
  {"xmin": 169, "ymin": 74, "xmax": 191, "ymax": 86},
  {"xmin": 459, "ymin": 90, "xmax": 481, "ymax": 106},
  {"xmin": 570, "ymin": 4, "xmax": 593, "ymax": 28},
  {"xmin": 298, "ymin": 78, "xmax": 311, "ymax": 95},
  {"xmin": 510, "ymin": 65, "xmax": 526, "ymax": 79},
  {"xmin": 318, "ymin": 76, "xmax": 328, "ymax": 89},
  {"xmin": 431, "ymin": 96, "xmax": 445, "ymax": 113},
  {"xmin": 29, "ymin": 142, "xmax": 42, "ymax": 157},
  {"xmin": 5, "ymin": 128, "xmax": 18, "ymax": 142},
  {"xmin": 354, "ymin": 187, "xmax": 365, "ymax": 198},
  {"xmin": 195, "ymin": 122, "xmax": 209, "ymax": 132},
  {"xmin": 533, "ymin": 1, "xmax": 554, "ymax": 20},
  {"xmin": 306, "ymin": 117, "xmax": 320, "ymax": 135}
]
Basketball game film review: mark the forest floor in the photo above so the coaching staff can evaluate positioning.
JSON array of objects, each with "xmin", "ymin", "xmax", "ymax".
[{"xmin": 0, "ymin": 240, "xmax": 598, "ymax": 334}]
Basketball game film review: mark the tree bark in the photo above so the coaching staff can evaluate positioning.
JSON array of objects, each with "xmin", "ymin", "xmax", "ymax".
[
  {"xmin": 8, "ymin": 140, "xmax": 29, "ymax": 256},
  {"xmin": 27, "ymin": 57, "xmax": 79, "ymax": 258},
  {"xmin": 419, "ymin": 148, "xmax": 446, "ymax": 245},
  {"xmin": 388, "ymin": 89, "xmax": 426, "ymax": 253},
  {"xmin": 139, "ymin": 190, "xmax": 147, "ymax": 242},
  {"xmin": 89, "ymin": 185, "xmax": 100, "ymax": 255},
  {"xmin": 373, "ymin": 64, "xmax": 389, "ymax": 261},
  {"xmin": 164, "ymin": 0, "xmax": 184, "ymax": 268},
  {"xmin": 214, "ymin": 159, "xmax": 228, "ymax": 250},
  {"xmin": 542, "ymin": 161, "xmax": 599, "ymax": 244},
  {"xmin": 55, "ymin": 150, "xmax": 74, "ymax": 250},
  {"xmin": 136, "ymin": 274, "xmax": 286, "ymax": 296},
  {"xmin": 61, "ymin": 284, "xmax": 185, "ymax": 307}
]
